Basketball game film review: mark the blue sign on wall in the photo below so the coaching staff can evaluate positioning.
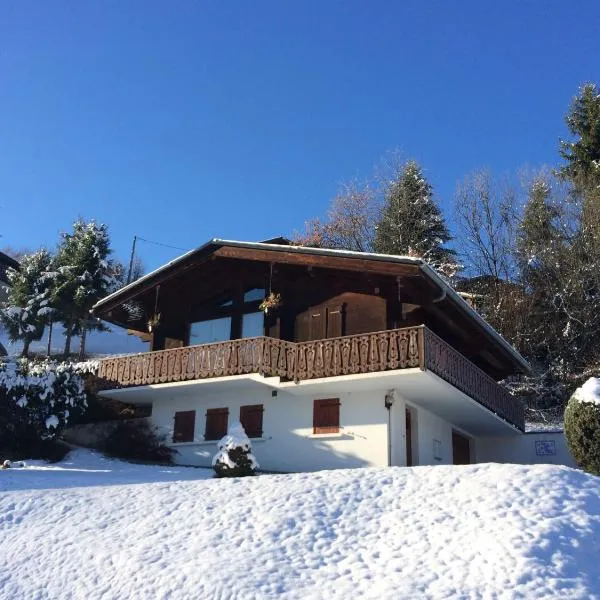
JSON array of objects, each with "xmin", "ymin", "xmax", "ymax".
[{"xmin": 535, "ymin": 440, "xmax": 556, "ymax": 456}]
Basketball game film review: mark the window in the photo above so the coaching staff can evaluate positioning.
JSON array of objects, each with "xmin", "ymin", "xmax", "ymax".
[
  {"xmin": 173, "ymin": 410, "xmax": 196, "ymax": 443},
  {"xmin": 240, "ymin": 404, "xmax": 264, "ymax": 438},
  {"xmin": 313, "ymin": 398, "xmax": 340, "ymax": 434},
  {"xmin": 218, "ymin": 297, "xmax": 233, "ymax": 307},
  {"xmin": 242, "ymin": 311, "xmax": 264, "ymax": 338},
  {"xmin": 205, "ymin": 407, "xmax": 229, "ymax": 440},
  {"xmin": 190, "ymin": 316, "xmax": 232, "ymax": 345},
  {"xmin": 244, "ymin": 288, "xmax": 265, "ymax": 302}
]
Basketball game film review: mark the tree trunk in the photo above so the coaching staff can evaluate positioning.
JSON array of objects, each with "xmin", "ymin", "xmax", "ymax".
[
  {"xmin": 21, "ymin": 338, "xmax": 31, "ymax": 358},
  {"xmin": 46, "ymin": 320, "xmax": 53, "ymax": 357},
  {"xmin": 78, "ymin": 326, "xmax": 87, "ymax": 361},
  {"xmin": 63, "ymin": 320, "xmax": 73, "ymax": 358}
]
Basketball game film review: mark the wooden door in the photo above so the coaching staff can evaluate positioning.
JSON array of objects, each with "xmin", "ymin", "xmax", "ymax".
[
  {"xmin": 295, "ymin": 304, "xmax": 336, "ymax": 341},
  {"xmin": 452, "ymin": 431, "xmax": 471, "ymax": 465},
  {"xmin": 406, "ymin": 408, "xmax": 413, "ymax": 466}
]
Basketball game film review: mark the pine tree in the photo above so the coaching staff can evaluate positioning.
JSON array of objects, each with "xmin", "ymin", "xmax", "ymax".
[
  {"xmin": 559, "ymin": 83, "xmax": 600, "ymax": 191},
  {"xmin": 0, "ymin": 250, "xmax": 54, "ymax": 357},
  {"xmin": 373, "ymin": 161, "xmax": 456, "ymax": 275},
  {"xmin": 516, "ymin": 178, "xmax": 564, "ymax": 360},
  {"xmin": 51, "ymin": 220, "xmax": 121, "ymax": 358}
]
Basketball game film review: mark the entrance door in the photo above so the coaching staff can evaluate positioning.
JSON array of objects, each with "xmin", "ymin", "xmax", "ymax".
[
  {"xmin": 452, "ymin": 431, "xmax": 471, "ymax": 465},
  {"xmin": 406, "ymin": 408, "xmax": 413, "ymax": 466}
]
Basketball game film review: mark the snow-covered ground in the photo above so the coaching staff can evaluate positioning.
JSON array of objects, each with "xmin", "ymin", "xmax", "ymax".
[{"xmin": 1, "ymin": 451, "xmax": 599, "ymax": 599}]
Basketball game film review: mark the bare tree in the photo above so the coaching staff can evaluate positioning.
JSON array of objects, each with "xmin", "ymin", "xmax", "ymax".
[
  {"xmin": 294, "ymin": 180, "xmax": 379, "ymax": 252},
  {"xmin": 453, "ymin": 170, "xmax": 519, "ymax": 283}
]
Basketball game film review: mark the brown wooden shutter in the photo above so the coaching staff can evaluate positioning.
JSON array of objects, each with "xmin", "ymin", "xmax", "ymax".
[
  {"xmin": 173, "ymin": 410, "xmax": 196, "ymax": 443},
  {"xmin": 313, "ymin": 398, "xmax": 340, "ymax": 434},
  {"xmin": 205, "ymin": 407, "xmax": 229, "ymax": 440},
  {"xmin": 295, "ymin": 311, "xmax": 311, "ymax": 342},
  {"xmin": 326, "ymin": 305, "xmax": 343, "ymax": 338},
  {"xmin": 240, "ymin": 404, "xmax": 264, "ymax": 438},
  {"xmin": 310, "ymin": 308, "xmax": 326, "ymax": 340}
]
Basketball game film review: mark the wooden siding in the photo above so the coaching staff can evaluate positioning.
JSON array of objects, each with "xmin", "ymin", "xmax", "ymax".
[{"xmin": 97, "ymin": 325, "xmax": 524, "ymax": 431}]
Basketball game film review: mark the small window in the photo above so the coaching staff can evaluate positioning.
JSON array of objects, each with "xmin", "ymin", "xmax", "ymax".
[
  {"xmin": 244, "ymin": 288, "xmax": 265, "ymax": 302},
  {"xmin": 242, "ymin": 311, "xmax": 264, "ymax": 338},
  {"xmin": 190, "ymin": 316, "xmax": 232, "ymax": 345},
  {"xmin": 173, "ymin": 410, "xmax": 196, "ymax": 443},
  {"xmin": 313, "ymin": 398, "xmax": 340, "ymax": 434},
  {"xmin": 240, "ymin": 404, "xmax": 264, "ymax": 438},
  {"xmin": 205, "ymin": 407, "xmax": 229, "ymax": 441},
  {"xmin": 218, "ymin": 297, "xmax": 233, "ymax": 307}
]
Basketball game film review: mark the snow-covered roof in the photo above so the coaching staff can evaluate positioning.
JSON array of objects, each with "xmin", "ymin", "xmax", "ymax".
[{"xmin": 93, "ymin": 238, "xmax": 530, "ymax": 373}]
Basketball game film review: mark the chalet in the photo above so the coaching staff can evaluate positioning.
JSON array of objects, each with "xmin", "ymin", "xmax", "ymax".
[{"xmin": 92, "ymin": 238, "xmax": 573, "ymax": 471}]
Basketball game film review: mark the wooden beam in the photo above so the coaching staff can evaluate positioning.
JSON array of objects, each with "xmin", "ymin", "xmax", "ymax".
[{"xmin": 213, "ymin": 246, "xmax": 420, "ymax": 276}]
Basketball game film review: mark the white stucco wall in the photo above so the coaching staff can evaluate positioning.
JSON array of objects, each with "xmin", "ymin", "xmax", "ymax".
[
  {"xmin": 475, "ymin": 431, "xmax": 576, "ymax": 467},
  {"xmin": 150, "ymin": 387, "xmax": 390, "ymax": 472}
]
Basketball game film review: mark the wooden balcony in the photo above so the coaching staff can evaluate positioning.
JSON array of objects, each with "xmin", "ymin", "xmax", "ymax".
[{"xmin": 97, "ymin": 326, "xmax": 524, "ymax": 430}]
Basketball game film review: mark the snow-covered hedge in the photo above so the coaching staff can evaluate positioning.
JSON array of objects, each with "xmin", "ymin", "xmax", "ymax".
[
  {"xmin": 212, "ymin": 421, "xmax": 259, "ymax": 477},
  {"xmin": 564, "ymin": 377, "xmax": 600, "ymax": 475},
  {"xmin": 0, "ymin": 358, "xmax": 96, "ymax": 452}
]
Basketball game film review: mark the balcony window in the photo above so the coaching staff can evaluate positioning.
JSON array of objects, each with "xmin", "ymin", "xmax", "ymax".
[
  {"xmin": 242, "ymin": 311, "xmax": 264, "ymax": 338},
  {"xmin": 244, "ymin": 288, "xmax": 265, "ymax": 302},
  {"xmin": 190, "ymin": 316, "xmax": 232, "ymax": 345}
]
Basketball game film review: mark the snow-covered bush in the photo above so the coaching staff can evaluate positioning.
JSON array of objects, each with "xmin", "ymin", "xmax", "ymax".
[
  {"xmin": 212, "ymin": 421, "xmax": 259, "ymax": 478},
  {"xmin": 0, "ymin": 358, "xmax": 94, "ymax": 459},
  {"xmin": 564, "ymin": 378, "xmax": 600, "ymax": 476}
]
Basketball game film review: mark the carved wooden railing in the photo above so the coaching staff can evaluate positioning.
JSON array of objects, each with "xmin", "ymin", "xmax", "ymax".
[
  {"xmin": 421, "ymin": 328, "xmax": 524, "ymax": 431},
  {"xmin": 97, "ymin": 326, "xmax": 524, "ymax": 430},
  {"xmin": 97, "ymin": 337, "xmax": 297, "ymax": 389},
  {"xmin": 293, "ymin": 327, "xmax": 422, "ymax": 380}
]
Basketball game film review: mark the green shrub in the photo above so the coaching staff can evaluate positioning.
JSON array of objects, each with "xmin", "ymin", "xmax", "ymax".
[
  {"xmin": 564, "ymin": 378, "xmax": 600, "ymax": 475},
  {"xmin": 101, "ymin": 419, "xmax": 175, "ymax": 464}
]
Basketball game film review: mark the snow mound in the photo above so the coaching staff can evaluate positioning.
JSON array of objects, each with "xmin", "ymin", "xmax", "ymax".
[
  {"xmin": 574, "ymin": 377, "xmax": 600, "ymax": 406},
  {"xmin": 0, "ymin": 451, "xmax": 599, "ymax": 599}
]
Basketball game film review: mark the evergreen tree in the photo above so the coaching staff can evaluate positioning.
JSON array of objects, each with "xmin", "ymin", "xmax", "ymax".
[
  {"xmin": 516, "ymin": 178, "xmax": 564, "ymax": 361},
  {"xmin": 51, "ymin": 220, "xmax": 121, "ymax": 358},
  {"xmin": 0, "ymin": 250, "xmax": 54, "ymax": 357},
  {"xmin": 373, "ymin": 161, "xmax": 456, "ymax": 275},
  {"xmin": 559, "ymin": 83, "xmax": 600, "ymax": 191}
]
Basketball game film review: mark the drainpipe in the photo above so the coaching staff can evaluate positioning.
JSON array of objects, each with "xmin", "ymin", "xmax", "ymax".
[{"xmin": 384, "ymin": 390, "xmax": 395, "ymax": 467}]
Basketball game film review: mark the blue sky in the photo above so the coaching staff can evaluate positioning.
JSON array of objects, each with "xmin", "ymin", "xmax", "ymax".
[{"xmin": 1, "ymin": 1, "xmax": 599, "ymax": 273}]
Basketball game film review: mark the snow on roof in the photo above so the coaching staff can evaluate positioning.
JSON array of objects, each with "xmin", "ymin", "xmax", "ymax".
[{"xmin": 92, "ymin": 238, "xmax": 530, "ymax": 372}]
